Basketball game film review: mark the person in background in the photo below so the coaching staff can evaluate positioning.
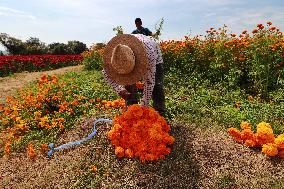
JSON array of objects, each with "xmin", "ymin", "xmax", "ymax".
[{"xmin": 132, "ymin": 18, "xmax": 160, "ymax": 37}]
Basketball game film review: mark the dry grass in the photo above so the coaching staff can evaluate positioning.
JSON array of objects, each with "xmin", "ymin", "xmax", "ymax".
[
  {"xmin": 191, "ymin": 123, "xmax": 284, "ymax": 189},
  {"xmin": 1, "ymin": 118, "xmax": 283, "ymax": 188},
  {"xmin": 0, "ymin": 65, "xmax": 83, "ymax": 101}
]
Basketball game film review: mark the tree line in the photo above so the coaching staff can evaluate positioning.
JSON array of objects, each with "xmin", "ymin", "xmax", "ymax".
[{"xmin": 0, "ymin": 33, "xmax": 87, "ymax": 55}]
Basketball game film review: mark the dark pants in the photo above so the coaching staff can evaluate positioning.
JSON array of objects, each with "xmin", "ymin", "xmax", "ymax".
[{"xmin": 125, "ymin": 63, "xmax": 166, "ymax": 115}]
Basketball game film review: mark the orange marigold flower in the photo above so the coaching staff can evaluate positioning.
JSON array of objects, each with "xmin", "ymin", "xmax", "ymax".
[
  {"xmin": 40, "ymin": 143, "xmax": 48, "ymax": 154},
  {"xmin": 90, "ymin": 165, "xmax": 97, "ymax": 172},
  {"xmin": 244, "ymin": 139, "xmax": 257, "ymax": 147},
  {"xmin": 240, "ymin": 121, "xmax": 251, "ymax": 130},
  {"xmin": 109, "ymin": 105, "xmax": 174, "ymax": 161},
  {"xmin": 135, "ymin": 82, "xmax": 144, "ymax": 90},
  {"xmin": 262, "ymin": 143, "xmax": 278, "ymax": 157},
  {"xmin": 27, "ymin": 143, "xmax": 36, "ymax": 160},
  {"xmin": 228, "ymin": 128, "xmax": 242, "ymax": 138},
  {"xmin": 4, "ymin": 142, "xmax": 11, "ymax": 155},
  {"xmin": 278, "ymin": 150, "xmax": 284, "ymax": 159},
  {"xmin": 125, "ymin": 148, "xmax": 134, "ymax": 158},
  {"xmin": 241, "ymin": 129, "xmax": 254, "ymax": 141},
  {"xmin": 115, "ymin": 146, "xmax": 125, "ymax": 158}
]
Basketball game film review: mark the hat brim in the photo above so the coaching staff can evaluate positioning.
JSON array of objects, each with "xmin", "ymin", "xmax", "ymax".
[{"xmin": 103, "ymin": 34, "xmax": 149, "ymax": 85}]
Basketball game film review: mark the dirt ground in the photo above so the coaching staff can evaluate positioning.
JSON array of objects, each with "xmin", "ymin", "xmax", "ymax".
[{"xmin": 0, "ymin": 65, "xmax": 83, "ymax": 102}]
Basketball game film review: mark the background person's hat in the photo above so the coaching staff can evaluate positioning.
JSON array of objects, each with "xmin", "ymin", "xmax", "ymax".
[{"xmin": 103, "ymin": 34, "xmax": 149, "ymax": 85}]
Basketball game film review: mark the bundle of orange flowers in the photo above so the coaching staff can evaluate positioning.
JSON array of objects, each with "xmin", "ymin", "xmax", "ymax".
[
  {"xmin": 228, "ymin": 121, "xmax": 284, "ymax": 158},
  {"xmin": 107, "ymin": 104, "xmax": 174, "ymax": 162}
]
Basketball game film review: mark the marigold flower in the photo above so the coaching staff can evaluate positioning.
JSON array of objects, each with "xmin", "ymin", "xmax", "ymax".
[
  {"xmin": 262, "ymin": 143, "xmax": 278, "ymax": 157},
  {"xmin": 252, "ymin": 29, "xmax": 258, "ymax": 34},
  {"xmin": 228, "ymin": 127, "xmax": 242, "ymax": 138},
  {"xmin": 278, "ymin": 150, "xmax": 284, "ymax": 159},
  {"xmin": 90, "ymin": 165, "xmax": 97, "ymax": 172},
  {"xmin": 40, "ymin": 143, "xmax": 48, "ymax": 154},
  {"xmin": 4, "ymin": 142, "xmax": 11, "ymax": 155},
  {"xmin": 257, "ymin": 24, "xmax": 264, "ymax": 29},
  {"xmin": 267, "ymin": 21, "xmax": 272, "ymax": 25},
  {"xmin": 135, "ymin": 82, "xmax": 144, "ymax": 90},
  {"xmin": 115, "ymin": 146, "xmax": 125, "ymax": 158},
  {"xmin": 247, "ymin": 95, "xmax": 253, "ymax": 101},
  {"xmin": 275, "ymin": 134, "xmax": 284, "ymax": 150},
  {"xmin": 27, "ymin": 143, "xmax": 36, "ymax": 160},
  {"xmin": 241, "ymin": 129, "xmax": 254, "ymax": 141},
  {"xmin": 125, "ymin": 148, "xmax": 134, "ymax": 158},
  {"xmin": 109, "ymin": 105, "xmax": 174, "ymax": 161},
  {"xmin": 240, "ymin": 121, "xmax": 251, "ymax": 130}
]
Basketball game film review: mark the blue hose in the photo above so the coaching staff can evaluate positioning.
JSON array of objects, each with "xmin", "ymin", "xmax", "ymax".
[{"xmin": 47, "ymin": 118, "xmax": 113, "ymax": 158}]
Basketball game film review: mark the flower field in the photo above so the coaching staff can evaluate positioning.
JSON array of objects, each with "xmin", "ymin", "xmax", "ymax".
[
  {"xmin": 0, "ymin": 22, "xmax": 284, "ymax": 188},
  {"xmin": 0, "ymin": 54, "xmax": 83, "ymax": 77}
]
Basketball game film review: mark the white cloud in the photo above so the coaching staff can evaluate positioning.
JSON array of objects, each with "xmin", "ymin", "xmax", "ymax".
[{"xmin": 0, "ymin": 6, "xmax": 36, "ymax": 20}]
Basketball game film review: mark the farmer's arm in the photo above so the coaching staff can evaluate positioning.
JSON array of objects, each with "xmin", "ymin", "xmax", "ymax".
[{"xmin": 102, "ymin": 69, "xmax": 125, "ymax": 94}]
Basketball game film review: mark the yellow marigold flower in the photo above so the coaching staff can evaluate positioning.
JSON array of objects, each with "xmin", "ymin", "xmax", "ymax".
[
  {"xmin": 275, "ymin": 134, "xmax": 284, "ymax": 150},
  {"xmin": 257, "ymin": 122, "xmax": 272, "ymax": 132},
  {"xmin": 262, "ymin": 143, "xmax": 278, "ymax": 157},
  {"xmin": 247, "ymin": 95, "xmax": 253, "ymax": 101},
  {"xmin": 240, "ymin": 121, "xmax": 251, "ymax": 130}
]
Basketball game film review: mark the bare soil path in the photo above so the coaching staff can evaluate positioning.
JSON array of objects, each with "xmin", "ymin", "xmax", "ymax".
[{"xmin": 0, "ymin": 65, "xmax": 83, "ymax": 101}]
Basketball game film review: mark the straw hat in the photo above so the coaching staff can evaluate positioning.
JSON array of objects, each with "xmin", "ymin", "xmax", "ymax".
[{"xmin": 103, "ymin": 34, "xmax": 149, "ymax": 85}]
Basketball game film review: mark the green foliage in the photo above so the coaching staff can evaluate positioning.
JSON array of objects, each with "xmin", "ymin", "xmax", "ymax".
[
  {"xmin": 82, "ymin": 50, "xmax": 103, "ymax": 70},
  {"xmin": 113, "ymin": 26, "xmax": 124, "ymax": 36}
]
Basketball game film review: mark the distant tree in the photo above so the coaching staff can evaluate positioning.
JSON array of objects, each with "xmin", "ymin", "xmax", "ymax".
[
  {"xmin": 0, "ymin": 33, "xmax": 87, "ymax": 55},
  {"xmin": 66, "ymin": 40, "xmax": 87, "ymax": 54},
  {"xmin": 25, "ymin": 37, "xmax": 47, "ymax": 54},
  {"xmin": 93, "ymin": 43, "xmax": 106, "ymax": 50},
  {"xmin": 47, "ymin": 42, "xmax": 68, "ymax": 55},
  {"xmin": 0, "ymin": 33, "xmax": 26, "ymax": 55},
  {"xmin": 0, "ymin": 51, "xmax": 4, "ymax": 56}
]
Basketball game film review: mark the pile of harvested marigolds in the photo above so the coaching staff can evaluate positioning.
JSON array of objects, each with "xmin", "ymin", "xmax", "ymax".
[
  {"xmin": 108, "ymin": 104, "xmax": 175, "ymax": 162},
  {"xmin": 228, "ymin": 121, "xmax": 284, "ymax": 158}
]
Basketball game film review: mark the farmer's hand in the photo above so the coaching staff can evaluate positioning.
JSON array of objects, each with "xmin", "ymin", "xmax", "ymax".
[{"xmin": 119, "ymin": 89, "xmax": 131, "ymax": 100}]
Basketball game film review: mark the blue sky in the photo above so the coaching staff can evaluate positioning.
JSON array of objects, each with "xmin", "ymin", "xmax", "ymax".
[{"xmin": 0, "ymin": 0, "xmax": 283, "ymax": 50}]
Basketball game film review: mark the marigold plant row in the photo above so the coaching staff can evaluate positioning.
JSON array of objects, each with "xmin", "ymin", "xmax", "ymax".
[{"xmin": 0, "ymin": 55, "xmax": 83, "ymax": 76}]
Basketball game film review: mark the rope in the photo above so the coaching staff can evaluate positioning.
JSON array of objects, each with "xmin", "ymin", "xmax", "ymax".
[{"xmin": 47, "ymin": 118, "xmax": 113, "ymax": 158}]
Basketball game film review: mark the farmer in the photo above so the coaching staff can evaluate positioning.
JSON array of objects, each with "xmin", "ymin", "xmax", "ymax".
[
  {"xmin": 132, "ymin": 18, "xmax": 160, "ymax": 37},
  {"xmin": 102, "ymin": 34, "xmax": 166, "ymax": 116}
]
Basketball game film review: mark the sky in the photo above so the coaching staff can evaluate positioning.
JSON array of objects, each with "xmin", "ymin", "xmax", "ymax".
[{"xmin": 0, "ymin": 0, "xmax": 283, "ymax": 50}]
